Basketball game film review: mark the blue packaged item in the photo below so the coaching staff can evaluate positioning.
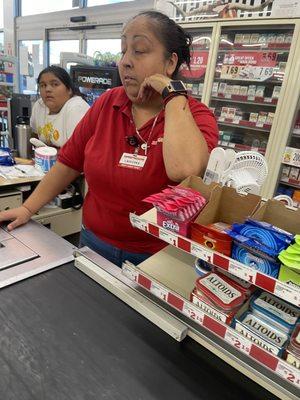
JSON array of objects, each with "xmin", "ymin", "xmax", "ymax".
[
  {"xmin": 0, "ymin": 147, "xmax": 15, "ymax": 166},
  {"xmin": 231, "ymin": 220, "xmax": 293, "ymax": 254},
  {"xmin": 226, "ymin": 230, "xmax": 279, "ymax": 258},
  {"xmin": 246, "ymin": 218, "xmax": 294, "ymax": 244},
  {"xmin": 234, "ymin": 311, "xmax": 288, "ymax": 356},
  {"xmin": 232, "ymin": 242, "xmax": 280, "ymax": 278},
  {"xmin": 250, "ymin": 292, "xmax": 300, "ymax": 333}
]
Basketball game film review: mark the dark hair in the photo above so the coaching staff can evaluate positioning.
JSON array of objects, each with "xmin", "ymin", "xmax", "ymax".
[
  {"xmin": 37, "ymin": 65, "xmax": 83, "ymax": 98},
  {"xmin": 131, "ymin": 10, "xmax": 192, "ymax": 78}
]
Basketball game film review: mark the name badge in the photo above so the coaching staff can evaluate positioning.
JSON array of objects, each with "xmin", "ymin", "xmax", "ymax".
[{"xmin": 119, "ymin": 152, "xmax": 147, "ymax": 170}]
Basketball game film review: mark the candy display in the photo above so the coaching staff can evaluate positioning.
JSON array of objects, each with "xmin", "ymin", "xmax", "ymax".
[{"xmin": 143, "ymin": 185, "xmax": 207, "ymax": 235}]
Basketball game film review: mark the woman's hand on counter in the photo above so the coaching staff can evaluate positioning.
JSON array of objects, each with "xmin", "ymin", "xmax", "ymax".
[{"xmin": 0, "ymin": 206, "xmax": 32, "ymax": 231}]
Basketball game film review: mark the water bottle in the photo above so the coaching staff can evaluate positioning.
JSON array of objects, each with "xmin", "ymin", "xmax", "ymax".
[{"xmin": 15, "ymin": 115, "xmax": 32, "ymax": 159}]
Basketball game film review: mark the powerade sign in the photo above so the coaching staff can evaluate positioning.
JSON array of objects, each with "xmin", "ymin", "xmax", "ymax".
[
  {"xmin": 74, "ymin": 69, "xmax": 115, "ymax": 89},
  {"xmin": 77, "ymin": 75, "xmax": 112, "ymax": 87}
]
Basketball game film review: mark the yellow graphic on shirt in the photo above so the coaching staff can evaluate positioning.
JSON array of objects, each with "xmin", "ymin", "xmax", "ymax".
[{"xmin": 37, "ymin": 122, "xmax": 60, "ymax": 145}]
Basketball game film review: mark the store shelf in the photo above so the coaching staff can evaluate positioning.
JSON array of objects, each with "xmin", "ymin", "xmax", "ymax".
[
  {"xmin": 129, "ymin": 210, "xmax": 300, "ymax": 307},
  {"xmin": 214, "ymin": 77, "xmax": 282, "ymax": 85},
  {"xmin": 217, "ymin": 118, "xmax": 271, "ymax": 132},
  {"xmin": 122, "ymin": 247, "xmax": 300, "ymax": 392},
  {"xmin": 219, "ymin": 44, "xmax": 291, "ymax": 51},
  {"xmin": 218, "ymin": 140, "xmax": 266, "ymax": 155},
  {"xmin": 280, "ymin": 180, "xmax": 300, "ymax": 190},
  {"xmin": 211, "ymin": 95, "xmax": 277, "ymax": 106}
]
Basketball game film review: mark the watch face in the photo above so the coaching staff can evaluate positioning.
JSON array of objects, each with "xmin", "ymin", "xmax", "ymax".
[{"xmin": 171, "ymin": 80, "xmax": 186, "ymax": 91}]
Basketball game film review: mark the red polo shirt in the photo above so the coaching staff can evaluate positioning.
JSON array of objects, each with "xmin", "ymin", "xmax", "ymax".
[{"xmin": 58, "ymin": 87, "xmax": 218, "ymax": 254}]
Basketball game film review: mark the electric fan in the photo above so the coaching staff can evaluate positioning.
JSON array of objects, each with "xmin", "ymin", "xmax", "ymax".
[{"xmin": 221, "ymin": 151, "xmax": 268, "ymax": 195}]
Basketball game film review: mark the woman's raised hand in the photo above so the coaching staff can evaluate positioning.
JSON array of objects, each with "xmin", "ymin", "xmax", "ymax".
[{"xmin": 137, "ymin": 74, "xmax": 171, "ymax": 103}]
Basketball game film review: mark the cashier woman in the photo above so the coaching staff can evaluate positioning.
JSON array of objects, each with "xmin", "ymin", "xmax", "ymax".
[
  {"xmin": 0, "ymin": 11, "xmax": 219, "ymax": 267},
  {"xmin": 30, "ymin": 65, "xmax": 90, "ymax": 147}
]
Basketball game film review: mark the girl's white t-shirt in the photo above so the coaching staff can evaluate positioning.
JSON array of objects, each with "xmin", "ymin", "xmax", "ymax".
[{"xmin": 30, "ymin": 96, "xmax": 90, "ymax": 147}]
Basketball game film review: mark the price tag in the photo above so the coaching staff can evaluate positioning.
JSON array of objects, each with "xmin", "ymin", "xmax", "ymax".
[
  {"xmin": 256, "ymin": 122, "xmax": 264, "ymax": 128},
  {"xmin": 150, "ymin": 282, "xmax": 168, "ymax": 302},
  {"xmin": 251, "ymin": 147, "xmax": 259, "ymax": 152},
  {"xmin": 247, "ymin": 95, "xmax": 255, "ymax": 101},
  {"xmin": 264, "ymin": 97, "xmax": 272, "ymax": 103},
  {"xmin": 130, "ymin": 215, "xmax": 148, "ymax": 232},
  {"xmin": 218, "ymin": 116, "xmax": 225, "ymax": 122},
  {"xmin": 122, "ymin": 264, "xmax": 138, "ymax": 282},
  {"xmin": 182, "ymin": 302, "xmax": 204, "ymax": 325},
  {"xmin": 232, "ymin": 117, "xmax": 240, "ymax": 124},
  {"xmin": 228, "ymin": 143, "xmax": 235, "ymax": 148},
  {"xmin": 224, "ymin": 329, "xmax": 251, "ymax": 355},
  {"xmin": 225, "ymin": 93, "xmax": 232, "ymax": 99},
  {"xmin": 221, "ymin": 141, "xmax": 229, "ymax": 147},
  {"xmin": 228, "ymin": 261, "xmax": 257, "ymax": 284},
  {"xmin": 276, "ymin": 361, "xmax": 300, "ymax": 387},
  {"xmin": 159, "ymin": 229, "xmax": 178, "ymax": 246},
  {"xmin": 274, "ymin": 281, "xmax": 300, "ymax": 307},
  {"xmin": 191, "ymin": 243, "xmax": 213, "ymax": 263},
  {"xmin": 221, "ymin": 64, "xmax": 274, "ymax": 82}
]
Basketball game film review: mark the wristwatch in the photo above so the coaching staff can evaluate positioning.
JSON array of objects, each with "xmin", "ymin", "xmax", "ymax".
[{"xmin": 162, "ymin": 80, "xmax": 187, "ymax": 100}]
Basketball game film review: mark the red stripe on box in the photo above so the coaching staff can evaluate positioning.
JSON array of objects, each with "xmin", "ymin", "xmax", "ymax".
[
  {"xmin": 203, "ymin": 315, "xmax": 227, "ymax": 338},
  {"xmin": 137, "ymin": 275, "xmax": 152, "ymax": 290},
  {"xmin": 255, "ymin": 273, "xmax": 276, "ymax": 293},
  {"xmin": 178, "ymin": 237, "xmax": 191, "ymax": 252},
  {"xmin": 167, "ymin": 293, "xmax": 184, "ymax": 311},
  {"xmin": 213, "ymin": 254, "xmax": 229, "ymax": 270},
  {"xmin": 249, "ymin": 344, "xmax": 278, "ymax": 371},
  {"xmin": 148, "ymin": 224, "xmax": 159, "ymax": 237}
]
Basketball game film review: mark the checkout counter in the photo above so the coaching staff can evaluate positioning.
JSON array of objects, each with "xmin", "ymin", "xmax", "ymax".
[
  {"xmin": 0, "ymin": 174, "xmax": 82, "ymax": 237},
  {"xmin": 0, "ymin": 220, "xmax": 277, "ymax": 399}
]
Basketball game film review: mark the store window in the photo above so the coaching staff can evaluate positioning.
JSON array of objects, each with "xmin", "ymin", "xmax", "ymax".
[
  {"xmin": 86, "ymin": 39, "xmax": 121, "ymax": 65},
  {"xmin": 88, "ymin": 0, "xmax": 133, "ymax": 6},
  {"xmin": 21, "ymin": 0, "xmax": 76, "ymax": 16},
  {"xmin": 49, "ymin": 40, "xmax": 79, "ymax": 66},
  {"xmin": 19, "ymin": 40, "xmax": 43, "ymax": 94}
]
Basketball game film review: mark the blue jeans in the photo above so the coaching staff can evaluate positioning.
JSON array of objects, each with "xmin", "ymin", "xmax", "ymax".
[{"xmin": 80, "ymin": 226, "xmax": 151, "ymax": 268}]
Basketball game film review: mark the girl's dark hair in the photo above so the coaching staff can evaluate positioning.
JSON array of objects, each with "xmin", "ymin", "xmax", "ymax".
[
  {"xmin": 37, "ymin": 65, "xmax": 83, "ymax": 98},
  {"xmin": 132, "ymin": 10, "xmax": 192, "ymax": 78}
]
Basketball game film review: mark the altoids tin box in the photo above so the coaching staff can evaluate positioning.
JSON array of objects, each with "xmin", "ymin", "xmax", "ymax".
[
  {"xmin": 234, "ymin": 311, "xmax": 288, "ymax": 356},
  {"xmin": 250, "ymin": 292, "xmax": 300, "ymax": 333},
  {"xmin": 195, "ymin": 272, "xmax": 246, "ymax": 311}
]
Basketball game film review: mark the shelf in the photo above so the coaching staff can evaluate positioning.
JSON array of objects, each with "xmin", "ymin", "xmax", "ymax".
[
  {"xmin": 0, "ymin": 107, "xmax": 7, "ymax": 112},
  {"xmin": 214, "ymin": 77, "xmax": 282, "ymax": 85},
  {"xmin": 219, "ymin": 44, "xmax": 291, "ymax": 51},
  {"xmin": 217, "ymin": 118, "xmax": 271, "ymax": 132},
  {"xmin": 122, "ymin": 246, "xmax": 300, "ymax": 392},
  {"xmin": 129, "ymin": 210, "xmax": 300, "ymax": 307},
  {"xmin": 218, "ymin": 141, "xmax": 266, "ymax": 155},
  {"xmin": 211, "ymin": 95, "xmax": 277, "ymax": 107},
  {"xmin": 280, "ymin": 180, "xmax": 300, "ymax": 190}
]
